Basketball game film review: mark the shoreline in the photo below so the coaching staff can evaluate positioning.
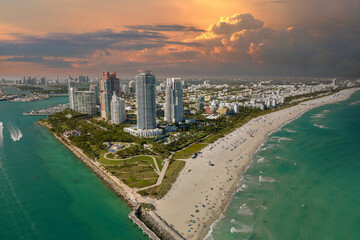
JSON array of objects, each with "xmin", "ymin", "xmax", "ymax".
[
  {"xmin": 38, "ymin": 121, "xmax": 145, "ymax": 207},
  {"xmin": 154, "ymin": 88, "xmax": 359, "ymax": 240}
]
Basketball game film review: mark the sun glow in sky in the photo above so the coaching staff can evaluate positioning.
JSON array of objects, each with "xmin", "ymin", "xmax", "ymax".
[{"xmin": 0, "ymin": 0, "xmax": 359, "ymax": 78}]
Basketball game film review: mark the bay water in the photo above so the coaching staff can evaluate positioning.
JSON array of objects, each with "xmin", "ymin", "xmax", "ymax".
[{"xmin": 0, "ymin": 97, "xmax": 147, "ymax": 240}]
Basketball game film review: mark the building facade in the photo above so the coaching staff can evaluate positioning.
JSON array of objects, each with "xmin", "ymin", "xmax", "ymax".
[
  {"xmin": 164, "ymin": 78, "xmax": 184, "ymax": 124},
  {"xmin": 70, "ymin": 90, "xmax": 97, "ymax": 115},
  {"xmin": 110, "ymin": 93, "xmax": 126, "ymax": 124},
  {"xmin": 100, "ymin": 72, "xmax": 120, "ymax": 119},
  {"xmin": 69, "ymin": 86, "xmax": 77, "ymax": 110},
  {"xmin": 89, "ymin": 84, "xmax": 100, "ymax": 105},
  {"xmin": 136, "ymin": 70, "xmax": 157, "ymax": 130}
]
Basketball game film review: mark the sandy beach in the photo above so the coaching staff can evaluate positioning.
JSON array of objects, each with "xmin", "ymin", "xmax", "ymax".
[{"xmin": 154, "ymin": 88, "xmax": 359, "ymax": 240}]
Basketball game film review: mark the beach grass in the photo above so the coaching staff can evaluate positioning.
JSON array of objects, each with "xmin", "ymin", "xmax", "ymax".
[
  {"xmin": 172, "ymin": 143, "xmax": 208, "ymax": 160},
  {"xmin": 103, "ymin": 159, "xmax": 159, "ymax": 188},
  {"xmin": 138, "ymin": 160, "xmax": 185, "ymax": 198}
]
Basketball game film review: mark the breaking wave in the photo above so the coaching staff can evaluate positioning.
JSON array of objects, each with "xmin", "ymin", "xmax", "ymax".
[
  {"xmin": 230, "ymin": 223, "xmax": 253, "ymax": 233},
  {"xmin": 278, "ymin": 137, "xmax": 293, "ymax": 142},
  {"xmin": 284, "ymin": 128, "xmax": 296, "ymax": 133},
  {"xmin": 237, "ymin": 203, "xmax": 254, "ymax": 216},
  {"xmin": 314, "ymin": 124, "xmax": 329, "ymax": 129},
  {"xmin": 259, "ymin": 175, "xmax": 275, "ymax": 183},
  {"xmin": 0, "ymin": 122, "xmax": 3, "ymax": 147}
]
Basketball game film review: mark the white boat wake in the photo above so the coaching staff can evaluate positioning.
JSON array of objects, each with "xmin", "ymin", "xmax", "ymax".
[
  {"xmin": 0, "ymin": 122, "xmax": 3, "ymax": 146},
  {"xmin": 8, "ymin": 123, "xmax": 23, "ymax": 142}
]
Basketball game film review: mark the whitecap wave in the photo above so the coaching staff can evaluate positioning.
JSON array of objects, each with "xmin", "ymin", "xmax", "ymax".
[
  {"xmin": 0, "ymin": 122, "xmax": 3, "ymax": 147},
  {"xmin": 230, "ymin": 223, "xmax": 253, "ymax": 233},
  {"xmin": 237, "ymin": 183, "xmax": 248, "ymax": 192},
  {"xmin": 203, "ymin": 213, "xmax": 225, "ymax": 240},
  {"xmin": 259, "ymin": 175, "xmax": 275, "ymax": 183},
  {"xmin": 312, "ymin": 113, "xmax": 324, "ymax": 119},
  {"xmin": 8, "ymin": 123, "xmax": 22, "ymax": 142},
  {"xmin": 314, "ymin": 124, "xmax": 328, "ymax": 129},
  {"xmin": 278, "ymin": 137, "xmax": 293, "ymax": 142},
  {"xmin": 237, "ymin": 203, "xmax": 254, "ymax": 216},
  {"xmin": 284, "ymin": 128, "xmax": 296, "ymax": 133},
  {"xmin": 257, "ymin": 157, "xmax": 265, "ymax": 163},
  {"xmin": 350, "ymin": 101, "xmax": 360, "ymax": 105}
]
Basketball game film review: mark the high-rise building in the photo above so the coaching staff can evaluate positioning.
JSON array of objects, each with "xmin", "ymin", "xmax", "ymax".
[
  {"xmin": 110, "ymin": 93, "xmax": 126, "ymax": 124},
  {"xmin": 100, "ymin": 72, "xmax": 120, "ymax": 119},
  {"xmin": 73, "ymin": 91, "xmax": 97, "ymax": 115},
  {"xmin": 89, "ymin": 84, "xmax": 100, "ymax": 105},
  {"xmin": 164, "ymin": 78, "xmax": 184, "ymax": 124},
  {"xmin": 136, "ymin": 70, "xmax": 156, "ymax": 130},
  {"xmin": 69, "ymin": 86, "xmax": 77, "ymax": 110}
]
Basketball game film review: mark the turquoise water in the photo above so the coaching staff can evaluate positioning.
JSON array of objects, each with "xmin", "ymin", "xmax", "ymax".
[
  {"xmin": 210, "ymin": 90, "xmax": 360, "ymax": 240},
  {"xmin": 0, "ymin": 97, "xmax": 147, "ymax": 240}
]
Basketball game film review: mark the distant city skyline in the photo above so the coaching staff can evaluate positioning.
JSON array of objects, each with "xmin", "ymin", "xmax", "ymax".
[{"xmin": 0, "ymin": 0, "xmax": 359, "ymax": 78}]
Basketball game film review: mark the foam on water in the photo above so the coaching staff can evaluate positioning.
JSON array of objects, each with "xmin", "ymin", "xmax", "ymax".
[
  {"xmin": 277, "ymin": 137, "xmax": 293, "ymax": 142},
  {"xmin": 237, "ymin": 183, "xmax": 248, "ymax": 192},
  {"xmin": 350, "ymin": 100, "xmax": 360, "ymax": 105},
  {"xmin": 259, "ymin": 175, "xmax": 275, "ymax": 183},
  {"xmin": 237, "ymin": 203, "xmax": 254, "ymax": 216},
  {"xmin": 0, "ymin": 122, "xmax": 3, "ymax": 147},
  {"xmin": 8, "ymin": 123, "xmax": 23, "ymax": 142},
  {"xmin": 203, "ymin": 213, "xmax": 225, "ymax": 240},
  {"xmin": 257, "ymin": 157, "xmax": 265, "ymax": 163},
  {"xmin": 314, "ymin": 124, "xmax": 329, "ymax": 129},
  {"xmin": 230, "ymin": 223, "xmax": 253, "ymax": 233},
  {"xmin": 284, "ymin": 128, "xmax": 296, "ymax": 133}
]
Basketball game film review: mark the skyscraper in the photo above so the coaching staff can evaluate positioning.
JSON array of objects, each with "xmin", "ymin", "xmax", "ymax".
[
  {"xmin": 89, "ymin": 84, "xmax": 100, "ymax": 105},
  {"xmin": 100, "ymin": 72, "xmax": 120, "ymax": 119},
  {"xmin": 110, "ymin": 93, "xmax": 126, "ymax": 124},
  {"xmin": 73, "ymin": 91, "xmax": 97, "ymax": 115},
  {"xmin": 164, "ymin": 78, "xmax": 184, "ymax": 124},
  {"xmin": 69, "ymin": 86, "xmax": 77, "ymax": 110},
  {"xmin": 136, "ymin": 70, "xmax": 156, "ymax": 130}
]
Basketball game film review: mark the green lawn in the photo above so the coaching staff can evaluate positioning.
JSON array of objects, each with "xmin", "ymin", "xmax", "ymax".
[
  {"xmin": 138, "ymin": 160, "xmax": 185, "ymax": 198},
  {"xmin": 172, "ymin": 143, "xmax": 208, "ymax": 159},
  {"xmin": 155, "ymin": 156, "xmax": 164, "ymax": 171}
]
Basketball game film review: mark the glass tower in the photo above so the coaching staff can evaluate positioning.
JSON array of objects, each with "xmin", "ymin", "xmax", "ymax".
[
  {"xmin": 136, "ymin": 70, "xmax": 156, "ymax": 130},
  {"xmin": 164, "ymin": 78, "xmax": 184, "ymax": 123},
  {"xmin": 100, "ymin": 72, "xmax": 120, "ymax": 119}
]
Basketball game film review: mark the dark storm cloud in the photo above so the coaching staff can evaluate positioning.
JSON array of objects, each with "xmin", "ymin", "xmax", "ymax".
[
  {"xmin": 1, "ymin": 56, "xmax": 73, "ymax": 68},
  {"xmin": 0, "ymin": 29, "xmax": 196, "ymax": 58}
]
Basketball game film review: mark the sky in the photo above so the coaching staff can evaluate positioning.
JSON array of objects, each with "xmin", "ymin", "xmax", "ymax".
[{"xmin": 0, "ymin": 0, "xmax": 359, "ymax": 79}]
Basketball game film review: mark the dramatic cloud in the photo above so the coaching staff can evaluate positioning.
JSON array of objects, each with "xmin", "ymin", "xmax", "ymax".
[
  {"xmin": 126, "ymin": 24, "xmax": 204, "ymax": 32},
  {"xmin": 209, "ymin": 14, "xmax": 264, "ymax": 35},
  {"xmin": 0, "ymin": 12, "xmax": 359, "ymax": 77}
]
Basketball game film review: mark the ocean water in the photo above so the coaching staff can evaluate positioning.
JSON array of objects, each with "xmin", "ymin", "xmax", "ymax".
[
  {"xmin": 209, "ymin": 90, "xmax": 360, "ymax": 240},
  {"xmin": 0, "ymin": 97, "xmax": 147, "ymax": 240}
]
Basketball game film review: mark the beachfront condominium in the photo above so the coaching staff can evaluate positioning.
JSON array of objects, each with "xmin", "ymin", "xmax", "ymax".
[
  {"xmin": 74, "ymin": 91, "xmax": 97, "ymax": 115},
  {"xmin": 69, "ymin": 87, "xmax": 97, "ymax": 115},
  {"xmin": 100, "ymin": 72, "xmax": 120, "ymax": 119},
  {"xmin": 164, "ymin": 78, "xmax": 184, "ymax": 124},
  {"xmin": 89, "ymin": 84, "xmax": 100, "ymax": 105},
  {"xmin": 69, "ymin": 86, "xmax": 77, "ymax": 110},
  {"xmin": 136, "ymin": 70, "xmax": 157, "ymax": 130},
  {"xmin": 110, "ymin": 93, "xmax": 126, "ymax": 124}
]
